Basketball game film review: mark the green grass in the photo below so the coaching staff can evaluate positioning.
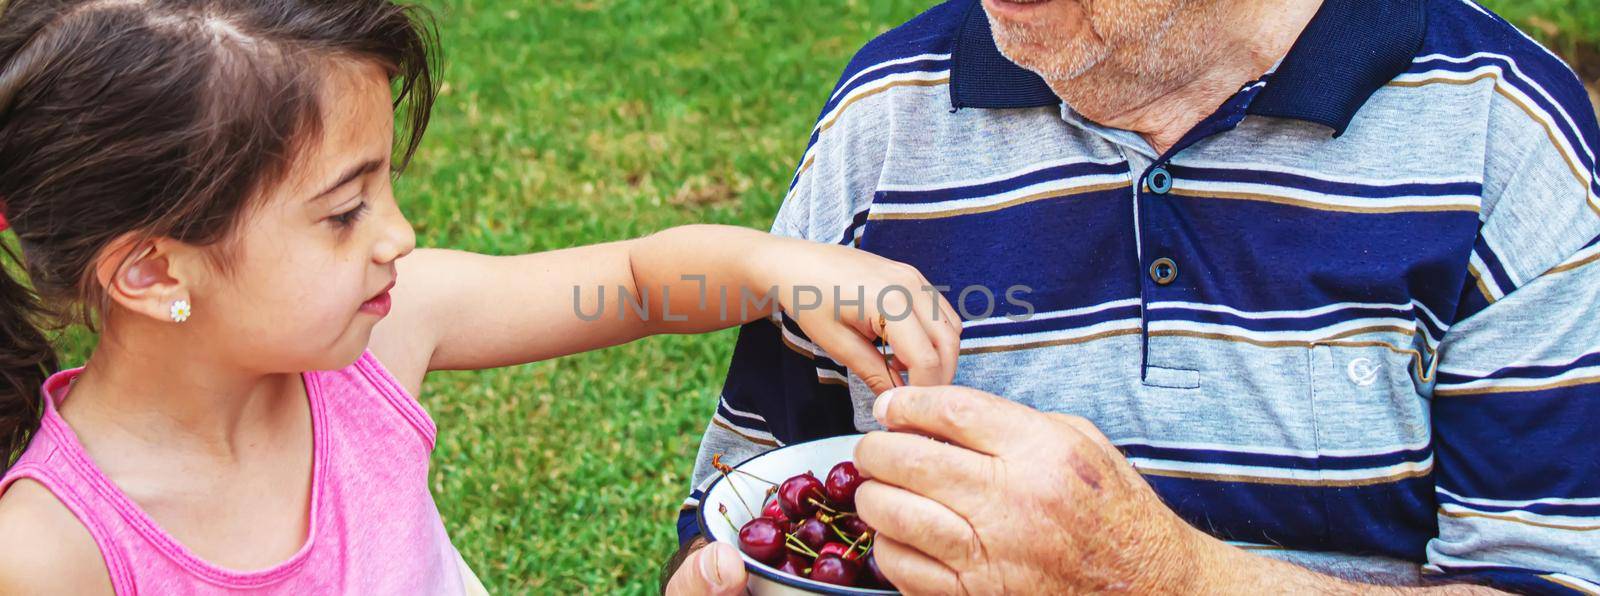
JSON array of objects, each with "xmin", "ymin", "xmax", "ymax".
[
  {"xmin": 1481, "ymin": 0, "xmax": 1600, "ymax": 65},
  {"xmin": 37, "ymin": 0, "xmax": 1594, "ymax": 593}
]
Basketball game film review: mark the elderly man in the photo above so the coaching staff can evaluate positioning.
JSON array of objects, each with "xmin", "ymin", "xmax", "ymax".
[{"xmin": 664, "ymin": 0, "xmax": 1600, "ymax": 593}]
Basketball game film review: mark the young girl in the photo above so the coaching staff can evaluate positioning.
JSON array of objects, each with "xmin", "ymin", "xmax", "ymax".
[{"xmin": 0, "ymin": 1, "xmax": 960, "ymax": 593}]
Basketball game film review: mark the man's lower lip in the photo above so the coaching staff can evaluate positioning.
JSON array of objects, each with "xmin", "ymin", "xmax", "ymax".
[
  {"xmin": 988, "ymin": 0, "xmax": 1054, "ymax": 12},
  {"xmin": 360, "ymin": 291, "xmax": 392, "ymax": 316}
]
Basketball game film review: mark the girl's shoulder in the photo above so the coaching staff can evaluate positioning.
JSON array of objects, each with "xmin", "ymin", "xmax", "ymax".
[{"xmin": 0, "ymin": 478, "xmax": 113, "ymax": 595}]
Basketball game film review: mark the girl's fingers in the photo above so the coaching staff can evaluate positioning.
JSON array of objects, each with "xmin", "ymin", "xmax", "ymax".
[
  {"xmin": 815, "ymin": 324, "xmax": 906, "ymax": 395},
  {"xmin": 913, "ymin": 272, "xmax": 962, "ymax": 385},
  {"xmin": 880, "ymin": 306, "xmax": 945, "ymax": 387}
]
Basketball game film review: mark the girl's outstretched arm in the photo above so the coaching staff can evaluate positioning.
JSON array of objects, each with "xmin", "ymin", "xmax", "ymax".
[{"xmin": 370, "ymin": 225, "xmax": 961, "ymax": 395}]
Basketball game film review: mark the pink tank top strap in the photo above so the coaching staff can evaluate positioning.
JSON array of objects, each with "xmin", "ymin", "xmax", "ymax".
[{"xmin": 1, "ymin": 390, "xmax": 140, "ymax": 593}]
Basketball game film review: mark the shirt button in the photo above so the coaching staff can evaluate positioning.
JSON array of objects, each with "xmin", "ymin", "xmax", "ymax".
[
  {"xmin": 1146, "ymin": 166, "xmax": 1173, "ymax": 194},
  {"xmin": 1149, "ymin": 258, "xmax": 1178, "ymax": 285}
]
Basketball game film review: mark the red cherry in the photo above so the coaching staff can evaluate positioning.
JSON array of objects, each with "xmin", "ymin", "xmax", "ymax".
[
  {"xmin": 836, "ymin": 515, "xmax": 872, "ymax": 540},
  {"xmin": 738, "ymin": 518, "xmax": 786, "ymax": 564},
  {"xmin": 793, "ymin": 518, "xmax": 829, "ymax": 552},
  {"xmin": 762, "ymin": 499, "xmax": 788, "ymax": 522},
  {"xmin": 809, "ymin": 553, "xmax": 860, "ymax": 586},
  {"xmin": 778, "ymin": 473, "xmax": 827, "ymax": 519},
  {"xmin": 825, "ymin": 461, "xmax": 865, "ymax": 506},
  {"xmin": 778, "ymin": 553, "xmax": 809, "ymax": 577},
  {"xmin": 818, "ymin": 542, "xmax": 850, "ymax": 559}
]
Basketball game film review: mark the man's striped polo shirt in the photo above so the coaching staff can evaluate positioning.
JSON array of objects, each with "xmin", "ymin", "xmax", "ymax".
[{"xmin": 679, "ymin": 0, "xmax": 1600, "ymax": 592}]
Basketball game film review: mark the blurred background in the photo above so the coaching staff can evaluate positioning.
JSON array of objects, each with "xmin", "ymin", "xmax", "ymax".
[{"xmin": 42, "ymin": 0, "xmax": 1598, "ymax": 593}]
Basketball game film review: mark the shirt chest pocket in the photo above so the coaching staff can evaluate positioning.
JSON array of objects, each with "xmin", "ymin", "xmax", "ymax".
[
  {"xmin": 1305, "ymin": 342, "xmax": 1440, "ymax": 556},
  {"xmin": 1308, "ymin": 342, "xmax": 1431, "ymax": 454}
]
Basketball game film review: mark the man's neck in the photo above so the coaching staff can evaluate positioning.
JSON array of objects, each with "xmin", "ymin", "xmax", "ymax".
[{"xmin": 1048, "ymin": 0, "xmax": 1324, "ymax": 155}]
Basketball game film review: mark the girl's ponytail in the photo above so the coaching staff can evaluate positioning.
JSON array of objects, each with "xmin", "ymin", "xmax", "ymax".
[{"xmin": 0, "ymin": 239, "xmax": 56, "ymax": 471}]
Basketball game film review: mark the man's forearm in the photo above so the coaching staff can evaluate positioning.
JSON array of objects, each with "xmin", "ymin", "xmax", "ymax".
[{"xmin": 1198, "ymin": 541, "xmax": 1508, "ymax": 595}]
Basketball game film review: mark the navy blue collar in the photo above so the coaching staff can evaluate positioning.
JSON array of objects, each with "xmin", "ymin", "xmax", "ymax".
[{"xmin": 948, "ymin": 0, "xmax": 1427, "ymax": 136}]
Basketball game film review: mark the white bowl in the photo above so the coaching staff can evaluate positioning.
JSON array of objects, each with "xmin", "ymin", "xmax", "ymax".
[{"xmin": 697, "ymin": 434, "xmax": 898, "ymax": 595}]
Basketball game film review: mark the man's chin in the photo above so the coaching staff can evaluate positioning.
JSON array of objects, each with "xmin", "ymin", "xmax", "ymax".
[{"xmin": 990, "ymin": 25, "xmax": 1103, "ymax": 84}]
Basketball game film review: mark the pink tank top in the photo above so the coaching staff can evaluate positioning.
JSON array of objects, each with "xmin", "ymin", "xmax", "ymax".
[{"xmin": 0, "ymin": 352, "xmax": 466, "ymax": 595}]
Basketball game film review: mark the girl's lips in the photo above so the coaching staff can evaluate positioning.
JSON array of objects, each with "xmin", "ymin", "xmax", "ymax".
[
  {"xmin": 360, "ymin": 281, "xmax": 395, "ymax": 316},
  {"xmin": 359, "ymin": 291, "xmax": 392, "ymax": 316}
]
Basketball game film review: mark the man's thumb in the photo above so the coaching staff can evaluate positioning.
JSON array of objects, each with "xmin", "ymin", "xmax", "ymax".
[
  {"xmin": 699, "ymin": 542, "xmax": 748, "ymax": 596},
  {"xmin": 669, "ymin": 542, "xmax": 748, "ymax": 596}
]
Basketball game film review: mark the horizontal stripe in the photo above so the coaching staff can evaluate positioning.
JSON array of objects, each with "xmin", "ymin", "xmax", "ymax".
[
  {"xmin": 1165, "ymin": 164, "xmax": 1483, "ymax": 212},
  {"xmin": 870, "ymin": 179, "xmax": 1130, "ymax": 220},
  {"xmin": 959, "ymin": 317, "xmax": 1142, "ymax": 354},
  {"xmin": 1429, "ymin": 564, "xmax": 1600, "ymax": 595},
  {"xmin": 1543, "ymin": 574, "xmax": 1600, "ymax": 595},
  {"xmin": 1169, "ymin": 187, "xmax": 1478, "ymax": 214},
  {"xmin": 1118, "ymin": 441, "xmax": 1431, "ymax": 472},
  {"xmin": 816, "ymin": 71, "xmax": 950, "ymax": 136},
  {"xmin": 1436, "ymin": 487, "xmax": 1600, "ymax": 518},
  {"xmin": 1118, "ymin": 435, "xmax": 1432, "ymax": 459},
  {"xmin": 1146, "ymin": 318, "xmax": 1417, "ymax": 346},
  {"xmin": 1437, "ymin": 486, "xmax": 1600, "ymax": 509},
  {"xmin": 1439, "ymin": 506, "xmax": 1600, "ymax": 531},
  {"xmin": 1407, "ymin": 54, "xmax": 1598, "ymax": 176},
  {"xmin": 1169, "ymin": 159, "xmax": 1481, "ymax": 189},
  {"xmin": 825, "ymin": 53, "xmax": 951, "ymax": 107},
  {"xmin": 711, "ymin": 415, "xmax": 779, "ymax": 448},
  {"xmin": 1132, "ymin": 454, "xmax": 1432, "ymax": 487},
  {"xmin": 1434, "ymin": 371, "xmax": 1600, "ymax": 396},
  {"xmin": 962, "ymin": 298, "xmax": 1142, "ymax": 330},
  {"xmin": 960, "ymin": 301, "xmax": 1141, "ymax": 341},
  {"xmin": 1433, "ymin": 386, "xmax": 1600, "ymax": 501},
  {"xmin": 877, "ymin": 157, "xmax": 1128, "ymax": 198},
  {"xmin": 1396, "ymin": 60, "xmax": 1600, "ymax": 214},
  {"xmin": 1549, "ymin": 242, "xmax": 1600, "ymax": 275},
  {"xmin": 1149, "ymin": 473, "xmax": 1434, "ymax": 558},
  {"xmin": 716, "ymin": 402, "xmax": 767, "ymax": 431},
  {"xmin": 1437, "ymin": 351, "xmax": 1600, "ymax": 385}
]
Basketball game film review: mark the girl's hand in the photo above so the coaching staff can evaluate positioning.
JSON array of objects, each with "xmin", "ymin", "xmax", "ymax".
[{"xmin": 750, "ymin": 235, "xmax": 962, "ymax": 394}]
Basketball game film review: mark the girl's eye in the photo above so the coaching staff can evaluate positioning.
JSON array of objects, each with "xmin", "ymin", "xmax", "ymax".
[{"xmin": 328, "ymin": 201, "xmax": 369, "ymax": 229}]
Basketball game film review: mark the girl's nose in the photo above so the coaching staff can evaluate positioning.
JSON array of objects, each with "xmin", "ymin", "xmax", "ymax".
[{"xmin": 374, "ymin": 209, "xmax": 416, "ymax": 264}]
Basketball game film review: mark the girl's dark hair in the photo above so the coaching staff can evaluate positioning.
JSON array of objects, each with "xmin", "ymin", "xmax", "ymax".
[{"xmin": 0, "ymin": 0, "xmax": 438, "ymax": 469}]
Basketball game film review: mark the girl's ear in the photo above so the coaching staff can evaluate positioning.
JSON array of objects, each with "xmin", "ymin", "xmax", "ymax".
[{"xmin": 95, "ymin": 235, "xmax": 202, "ymax": 324}]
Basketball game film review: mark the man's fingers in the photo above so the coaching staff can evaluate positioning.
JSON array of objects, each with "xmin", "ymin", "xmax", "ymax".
[
  {"xmin": 664, "ymin": 542, "xmax": 747, "ymax": 596},
  {"xmin": 854, "ymin": 480, "xmax": 981, "ymax": 564},
  {"xmin": 872, "ymin": 385, "xmax": 1043, "ymax": 456},
  {"xmin": 873, "ymin": 534, "xmax": 965, "ymax": 595},
  {"xmin": 854, "ymin": 431, "xmax": 993, "ymax": 514}
]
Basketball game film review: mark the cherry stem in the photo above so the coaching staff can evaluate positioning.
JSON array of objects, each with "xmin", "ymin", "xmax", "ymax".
[
  {"xmin": 716, "ymin": 466, "xmax": 757, "ymax": 518},
  {"xmin": 830, "ymin": 523, "xmax": 856, "ymax": 544},
  {"xmin": 847, "ymin": 530, "xmax": 872, "ymax": 557},
  {"xmin": 733, "ymin": 468, "xmax": 780, "ymax": 487},
  {"xmin": 718, "ymin": 505, "xmax": 740, "ymax": 535},
  {"xmin": 785, "ymin": 533, "xmax": 820, "ymax": 558},
  {"xmin": 808, "ymin": 497, "xmax": 839, "ymax": 514}
]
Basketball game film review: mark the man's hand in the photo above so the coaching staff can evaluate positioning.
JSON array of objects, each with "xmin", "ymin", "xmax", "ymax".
[
  {"xmin": 662, "ymin": 539, "xmax": 748, "ymax": 596},
  {"xmin": 851, "ymin": 385, "xmax": 1214, "ymax": 594}
]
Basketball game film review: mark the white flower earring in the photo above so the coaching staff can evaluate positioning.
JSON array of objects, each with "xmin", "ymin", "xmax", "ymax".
[{"xmin": 169, "ymin": 299, "xmax": 192, "ymax": 323}]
